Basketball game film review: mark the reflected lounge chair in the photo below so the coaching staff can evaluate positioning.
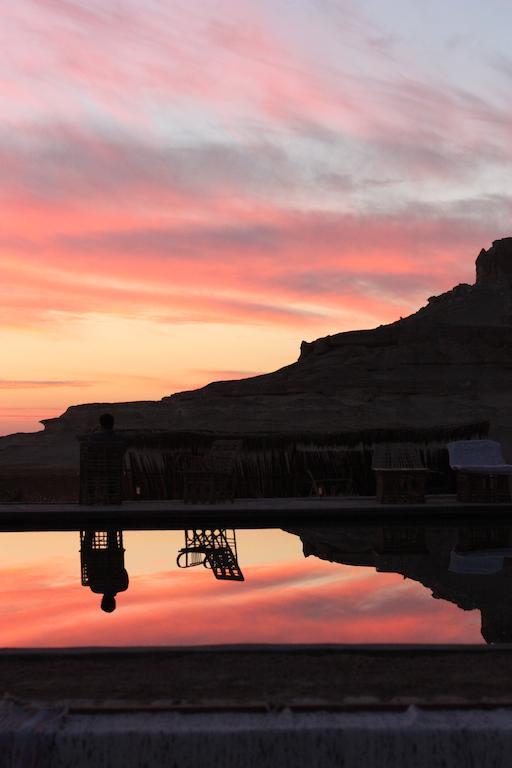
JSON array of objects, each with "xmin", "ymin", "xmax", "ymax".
[
  {"xmin": 447, "ymin": 440, "xmax": 512, "ymax": 503},
  {"xmin": 176, "ymin": 528, "xmax": 244, "ymax": 581}
]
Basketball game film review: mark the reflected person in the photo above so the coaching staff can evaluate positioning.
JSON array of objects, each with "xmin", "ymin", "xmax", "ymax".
[{"xmin": 80, "ymin": 530, "xmax": 129, "ymax": 612}]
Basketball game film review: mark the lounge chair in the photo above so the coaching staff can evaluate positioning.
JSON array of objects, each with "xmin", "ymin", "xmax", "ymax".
[
  {"xmin": 447, "ymin": 440, "xmax": 512, "ymax": 502},
  {"xmin": 372, "ymin": 443, "xmax": 428, "ymax": 504}
]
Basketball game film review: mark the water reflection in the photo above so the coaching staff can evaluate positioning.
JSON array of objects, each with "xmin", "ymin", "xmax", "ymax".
[
  {"xmin": 80, "ymin": 530, "xmax": 129, "ymax": 612},
  {"xmin": 72, "ymin": 524, "xmax": 512, "ymax": 643},
  {"xmin": 177, "ymin": 529, "xmax": 244, "ymax": 581},
  {"xmin": 80, "ymin": 528, "xmax": 244, "ymax": 612},
  {"xmin": 289, "ymin": 525, "xmax": 512, "ymax": 644}
]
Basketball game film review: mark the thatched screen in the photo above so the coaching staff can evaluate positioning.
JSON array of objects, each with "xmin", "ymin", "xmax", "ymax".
[{"xmin": 119, "ymin": 421, "xmax": 488, "ymax": 500}]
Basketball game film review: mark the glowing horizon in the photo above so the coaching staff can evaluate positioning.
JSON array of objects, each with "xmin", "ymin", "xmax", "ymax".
[{"xmin": 2, "ymin": 0, "xmax": 512, "ymax": 435}]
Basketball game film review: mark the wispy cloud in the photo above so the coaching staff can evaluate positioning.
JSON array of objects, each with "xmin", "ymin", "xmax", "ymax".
[
  {"xmin": 2, "ymin": 193, "xmax": 508, "ymax": 333},
  {"xmin": 0, "ymin": 379, "xmax": 95, "ymax": 389}
]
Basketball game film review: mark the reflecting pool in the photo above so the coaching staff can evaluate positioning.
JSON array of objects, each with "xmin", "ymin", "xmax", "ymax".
[{"xmin": 3, "ymin": 523, "xmax": 511, "ymax": 647}]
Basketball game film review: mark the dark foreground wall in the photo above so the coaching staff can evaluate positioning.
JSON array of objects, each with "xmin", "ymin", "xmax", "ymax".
[
  {"xmin": 3, "ymin": 646, "xmax": 512, "ymax": 768},
  {"xmin": 3, "ymin": 700, "xmax": 512, "ymax": 768}
]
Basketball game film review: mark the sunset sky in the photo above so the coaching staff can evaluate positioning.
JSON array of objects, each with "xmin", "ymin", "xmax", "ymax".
[{"xmin": 3, "ymin": 0, "xmax": 512, "ymax": 435}]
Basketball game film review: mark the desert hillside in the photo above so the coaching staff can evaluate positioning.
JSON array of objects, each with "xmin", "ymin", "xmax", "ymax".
[{"xmin": 2, "ymin": 238, "xmax": 512, "ymax": 477}]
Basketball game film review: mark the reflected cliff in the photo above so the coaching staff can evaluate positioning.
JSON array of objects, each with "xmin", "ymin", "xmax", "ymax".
[{"xmin": 287, "ymin": 525, "xmax": 512, "ymax": 644}]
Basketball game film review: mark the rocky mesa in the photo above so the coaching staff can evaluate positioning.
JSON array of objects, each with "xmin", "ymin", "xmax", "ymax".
[{"xmin": 2, "ymin": 237, "xmax": 512, "ymax": 476}]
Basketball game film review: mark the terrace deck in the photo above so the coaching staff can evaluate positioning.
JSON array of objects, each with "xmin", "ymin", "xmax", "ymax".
[
  {"xmin": 1, "ymin": 494, "xmax": 511, "ymax": 531},
  {"xmin": 3, "ymin": 645, "xmax": 512, "ymax": 707}
]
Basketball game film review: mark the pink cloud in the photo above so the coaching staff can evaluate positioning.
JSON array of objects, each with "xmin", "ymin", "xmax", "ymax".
[
  {"xmin": 1, "ymin": 1, "xmax": 362, "ymax": 134},
  {"xmin": 1, "ymin": 184, "xmax": 503, "ymax": 333},
  {"xmin": 9, "ymin": 0, "xmax": 504, "ymax": 154}
]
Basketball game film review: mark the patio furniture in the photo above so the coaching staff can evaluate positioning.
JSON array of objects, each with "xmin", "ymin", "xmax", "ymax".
[
  {"xmin": 182, "ymin": 439, "xmax": 242, "ymax": 503},
  {"xmin": 307, "ymin": 470, "xmax": 353, "ymax": 496},
  {"xmin": 455, "ymin": 526, "xmax": 511, "ymax": 552},
  {"xmin": 372, "ymin": 443, "xmax": 428, "ymax": 504},
  {"xmin": 176, "ymin": 528, "xmax": 244, "ymax": 581},
  {"xmin": 450, "ymin": 528, "xmax": 512, "ymax": 575},
  {"xmin": 79, "ymin": 435, "xmax": 126, "ymax": 505},
  {"xmin": 447, "ymin": 440, "xmax": 512, "ymax": 503}
]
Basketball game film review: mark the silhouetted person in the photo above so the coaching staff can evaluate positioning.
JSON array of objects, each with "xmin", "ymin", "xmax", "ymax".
[
  {"xmin": 100, "ymin": 412, "xmax": 114, "ymax": 430},
  {"xmin": 80, "ymin": 530, "xmax": 129, "ymax": 612},
  {"xmin": 90, "ymin": 412, "xmax": 116, "ymax": 441}
]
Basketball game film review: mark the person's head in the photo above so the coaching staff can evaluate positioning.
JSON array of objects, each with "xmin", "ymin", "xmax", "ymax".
[
  {"xmin": 101, "ymin": 593, "xmax": 117, "ymax": 613},
  {"xmin": 99, "ymin": 413, "xmax": 115, "ymax": 431}
]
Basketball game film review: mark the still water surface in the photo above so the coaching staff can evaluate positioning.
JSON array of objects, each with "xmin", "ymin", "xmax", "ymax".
[{"xmin": 4, "ymin": 524, "xmax": 509, "ymax": 647}]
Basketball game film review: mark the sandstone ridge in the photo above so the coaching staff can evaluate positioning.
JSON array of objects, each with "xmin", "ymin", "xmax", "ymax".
[{"xmin": 2, "ymin": 237, "xmax": 512, "ymax": 471}]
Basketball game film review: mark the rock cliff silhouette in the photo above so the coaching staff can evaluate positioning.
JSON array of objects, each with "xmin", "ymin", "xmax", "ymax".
[{"xmin": 2, "ymin": 238, "xmax": 512, "ymax": 479}]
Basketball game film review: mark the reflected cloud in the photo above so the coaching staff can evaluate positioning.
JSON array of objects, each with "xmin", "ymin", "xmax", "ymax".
[{"xmin": 0, "ymin": 537, "xmax": 479, "ymax": 647}]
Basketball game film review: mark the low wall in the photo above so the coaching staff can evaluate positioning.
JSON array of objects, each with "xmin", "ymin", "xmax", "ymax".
[{"xmin": 3, "ymin": 698, "xmax": 512, "ymax": 768}]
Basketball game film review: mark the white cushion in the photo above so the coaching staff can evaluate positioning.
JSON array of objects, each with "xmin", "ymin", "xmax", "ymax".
[{"xmin": 447, "ymin": 439, "xmax": 506, "ymax": 469}]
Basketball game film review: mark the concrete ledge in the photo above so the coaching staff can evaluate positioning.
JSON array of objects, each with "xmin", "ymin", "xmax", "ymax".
[
  {"xmin": 4, "ymin": 699, "xmax": 512, "ymax": 768},
  {"xmin": 1, "ymin": 495, "xmax": 512, "ymax": 531}
]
